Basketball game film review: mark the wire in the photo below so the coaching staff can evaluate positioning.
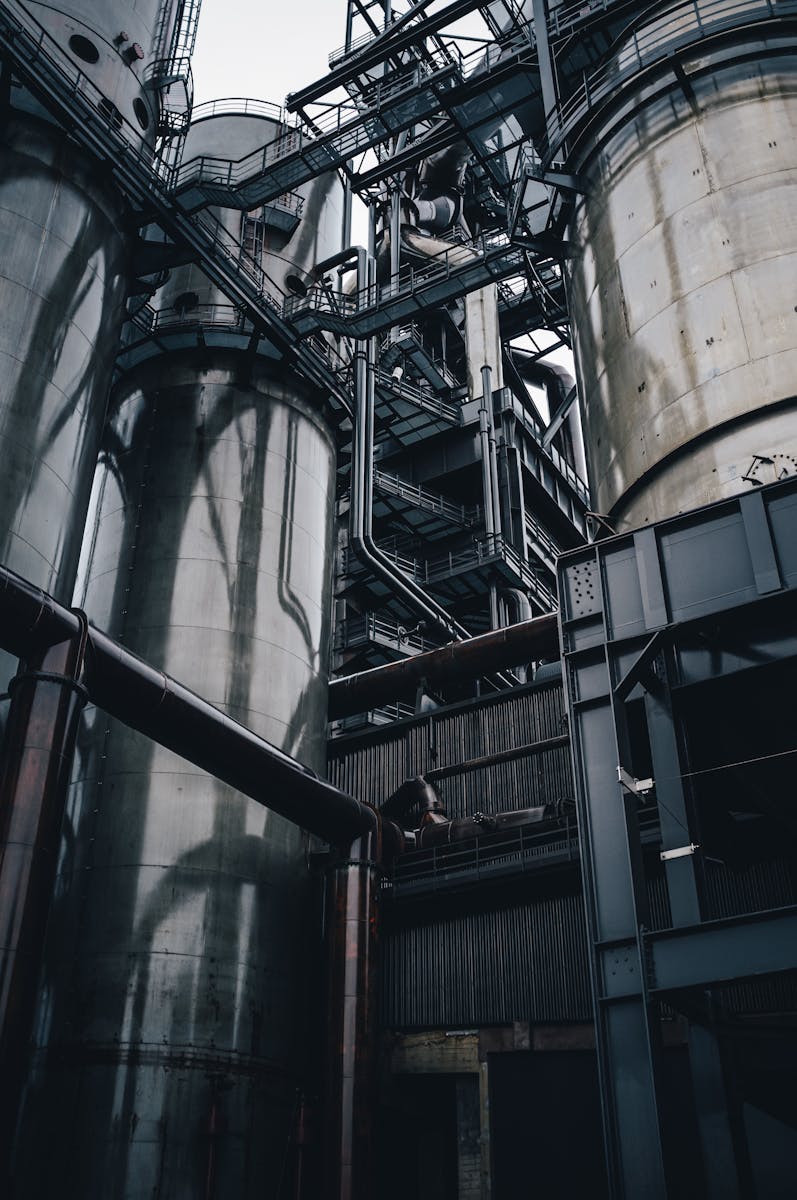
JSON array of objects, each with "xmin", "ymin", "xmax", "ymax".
[
  {"xmin": 637, "ymin": 746, "xmax": 797, "ymax": 838},
  {"xmin": 678, "ymin": 745, "xmax": 797, "ymax": 780}
]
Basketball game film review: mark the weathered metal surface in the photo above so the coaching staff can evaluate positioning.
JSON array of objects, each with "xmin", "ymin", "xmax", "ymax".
[
  {"xmin": 566, "ymin": 30, "xmax": 797, "ymax": 527},
  {"xmin": 13, "ymin": 357, "xmax": 337, "ymax": 1196},
  {"xmin": 14, "ymin": 102, "xmax": 343, "ymax": 1195},
  {"xmin": 0, "ymin": 110, "xmax": 127, "ymax": 705}
]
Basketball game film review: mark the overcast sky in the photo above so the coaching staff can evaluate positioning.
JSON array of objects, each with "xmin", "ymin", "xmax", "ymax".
[{"xmin": 192, "ymin": 0, "xmax": 346, "ymax": 107}]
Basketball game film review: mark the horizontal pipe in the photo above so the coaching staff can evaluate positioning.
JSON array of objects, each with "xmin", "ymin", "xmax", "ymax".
[
  {"xmin": 328, "ymin": 611, "xmax": 560, "ymax": 719},
  {"xmin": 0, "ymin": 564, "xmax": 375, "ymax": 845},
  {"xmin": 424, "ymin": 733, "xmax": 570, "ymax": 781}
]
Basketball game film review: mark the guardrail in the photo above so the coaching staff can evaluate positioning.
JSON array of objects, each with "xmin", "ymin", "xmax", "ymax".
[
  {"xmin": 540, "ymin": 0, "xmax": 797, "ymax": 165},
  {"xmin": 374, "ymin": 470, "xmax": 479, "ymax": 527},
  {"xmin": 334, "ymin": 614, "xmax": 442, "ymax": 656}
]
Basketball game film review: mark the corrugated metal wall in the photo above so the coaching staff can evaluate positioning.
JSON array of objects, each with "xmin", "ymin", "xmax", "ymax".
[
  {"xmin": 329, "ymin": 683, "xmax": 797, "ymax": 1030},
  {"xmin": 382, "ymin": 890, "xmax": 592, "ymax": 1027},
  {"xmin": 328, "ymin": 679, "xmax": 571, "ymax": 819}
]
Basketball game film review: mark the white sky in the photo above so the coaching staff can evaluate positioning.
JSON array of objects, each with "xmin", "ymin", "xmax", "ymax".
[{"xmin": 192, "ymin": 0, "xmax": 347, "ymax": 108}]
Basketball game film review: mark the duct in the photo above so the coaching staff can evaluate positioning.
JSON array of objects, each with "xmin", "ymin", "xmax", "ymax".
[
  {"xmin": 504, "ymin": 587, "xmax": 533, "ymax": 625},
  {"xmin": 0, "ymin": 562, "xmax": 375, "ymax": 846},
  {"xmin": 328, "ymin": 611, "xmax": 560, "ymax": 719},
  {"xmin": 415, "ymin": 803, "xmax": 559, "ymax": 849}
]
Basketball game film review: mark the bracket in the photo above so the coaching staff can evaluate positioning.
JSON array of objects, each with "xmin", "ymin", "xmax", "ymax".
[
  {"xmin": 660, "ymin": 844, "xmax": 700, "ymax": 862},
  {"xmin": 617, "ymin": 765, "xmax": 654, "ymax": 797}
]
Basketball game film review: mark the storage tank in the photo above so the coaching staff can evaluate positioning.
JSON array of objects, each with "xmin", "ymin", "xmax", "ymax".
[
  {"xmin": 0, "ymin": 0, "xmax": 182, "ymax": 712},
  {"xmin": 565, "ymin": 4, "xmax": 797, "ymax": 528},
  {"xmin": 13, "ymin": 105, "xmax": 344, "ymax": 1198}
]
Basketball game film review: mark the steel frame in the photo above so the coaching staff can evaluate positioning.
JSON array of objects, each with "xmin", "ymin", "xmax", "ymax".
[{"xmin": 558, "ymin": 478, "xmax": 797, "ymax": 1198}]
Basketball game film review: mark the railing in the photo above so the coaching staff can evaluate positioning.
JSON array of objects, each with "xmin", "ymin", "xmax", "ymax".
[
  {"xmin": 525, "ymin": 510, "xmax": 562, "ymax": 568},
  {"xmin": 389, "ymin": 807, "xmax": 662, "ymax": 892},
  {"xmin": 374, "ymin": 470, "xmax": 479, "ymax": 527},
  {"xmin": 375, "ymin": 370, "xmax": 460, "ymax": 424},
  {"xmin": 342, "ymin": 532, "xmax": 558, "ymax": 610},
  {"xmin": 0, "ymin": 0, "xmax": 350, "ymax": 409},
  {"xmin": 285, "ymin": 228, "xmax": 564, "ymax": 333},
  {"xmin": 496, "ymin": 388, "xmax": 590, "ymax": 507},
  {"xmin": 191, "ymin": 97, "xmax": 298, "ymax": 125},
  {"xmin": 172, "ymin": 49, "xmax": 462, "ymax": 194},
  {"xmin": 548, "ymin": 0, "xmax": 621, "ymax": 38},
  {"xmin": 391, "ymin": 818, "xmax": 580, "ymax": 890},
  {"xmin": 540, "ymin": 0, "xmax": 797, "ymax": 164},
  {"xmin": 334, "ymin": 614, "xmax": 441, "ymax": 656},
  {"xmin": 329, "ymin": 698, "xmax": 416, "ymax": 733}
]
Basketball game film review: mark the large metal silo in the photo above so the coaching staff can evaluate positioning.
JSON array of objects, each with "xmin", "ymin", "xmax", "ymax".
[
  {"xmin": 15, "ymin": 106, "xmax": 343, "ymax": 1197},
  {"xmin": 0, "ymin": 0, "xmax": 183, "ymax": 704},
  {"xmin": 565, "ymin": 4, "xmax": 797, "ymax": 528}
]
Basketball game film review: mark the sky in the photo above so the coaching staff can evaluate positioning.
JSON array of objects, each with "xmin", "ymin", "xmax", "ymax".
[{"xmin": 191, "ymin": 0, "xmax": 347, "ymax": 108}]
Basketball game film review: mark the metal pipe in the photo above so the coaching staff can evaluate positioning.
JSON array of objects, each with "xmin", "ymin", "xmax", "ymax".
[
  {"xmin": 478, "ymin": 402, "xmax": 496, "ymax": 538},
  {"xmin": 481, "ymin": 364, "xmax": 503, "ymax": 541},
  {"xmin": 0, "ymin": 618, "xmax": 89, "ymax": 1181},
  {"xmin": 328, "ymin": 611, "xmax": 560, "ymax": 718},
  {"xmin": 424, "ymin": 733, "xmax": 570, "ymax": 781},
  {"xmin": 345, "ymin": 245, "xmax": 469, "ymax": 643},
  {"xmin": 322, "ymin": 823, "xmax": 382, "ymax": 1200},
  {"xmin": 0, "ymin": 563, "xmax": 375, "ymax": 845}
]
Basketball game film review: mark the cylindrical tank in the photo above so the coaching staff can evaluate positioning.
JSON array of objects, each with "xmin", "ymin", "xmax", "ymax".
[
  {"xmin": 565, "ymin": 11, "xmax": 797, "ymax": 528},
  {"xmin": 0, "ymin": 0, "xmax": 182, "ymax": 725},
  {"xmin": 14, "ymin": 108, "xmax": 343, "ymax": 1197}
]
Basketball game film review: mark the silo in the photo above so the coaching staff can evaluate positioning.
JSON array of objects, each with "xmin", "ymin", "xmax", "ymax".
[
  {"xmin": 0, "ymin": 0, "xmax": 181, "ymax": 709},
  {"xmin": 565, "ymin": 4, "xmax": 797, "ymax": 528},
  {"xmin": 15, "ymin": 106, "xmax": 344, "ymax": 1197}
]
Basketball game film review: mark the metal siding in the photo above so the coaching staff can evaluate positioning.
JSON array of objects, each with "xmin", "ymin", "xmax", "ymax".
[
  {"xmin": 382, "ymin": 892, "xmax": 593, "ymax": 1028},
  {"xmin": 328, "ymin": 680, "xmax": 569, "ymax": 817}
]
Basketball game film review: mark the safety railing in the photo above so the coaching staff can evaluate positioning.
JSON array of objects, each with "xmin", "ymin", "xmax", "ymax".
[
  {"xmin": 375, "ymin": 370, "xmax": 460, "ymax": 424},
  {"xmin": 191, "ymin": 97, "xmax": 298, "ymax": 125},
  {"xmin": 341, "ymin": 533, "xmax": 558, "ymax": 610},
  {"xmin": 285, "ymin": 228, "xmax": 563, "ymax": 336},
  {"xmin": 374, "ymin": 469, "xmax": 479, "ymax": 527},
  {"xmin": 540, "ymin": 0, "xmax": 797, "ymax": 164},
  {"xmin": 334, "ymin": 614, "xmax": 442, "ymax": 656},
  {"xmin": 391, "ymin": 818, "xmax": 580, "ymax": 890},
  {"xmin": 525, "ymin": 510, "xmax": 562, "ymax": 568},
  {"xmin": 172, "ymin": 49, "xmax": 462, "ymax": 195},
  {"xmin": 496, "ymin": 388, "xmax": 591, "ymax": 508},
  {"xmin": 389, "ymin": 806, "xmax": 663, "ymax": 891}
]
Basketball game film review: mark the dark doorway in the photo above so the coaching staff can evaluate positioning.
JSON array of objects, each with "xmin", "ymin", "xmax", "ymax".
[
  {"xmin": 489, "ymin": 1049, "xmax": 609, "ymax": 1199},
  {"xmin": 375, "ymin": 1073, "xmax": 459, "ymax": 1199}
]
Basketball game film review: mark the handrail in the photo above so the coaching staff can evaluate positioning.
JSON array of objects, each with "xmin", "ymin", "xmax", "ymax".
[
  {"xmin": 191, "ymin": 97, "xmax": 298, "ymax": 125},
  {"xmin": 342, "ymin": 532, "xmax": 558, "ymax": 610},
  {"xmin": 374, "ymin": 469, "xmax": 478, "ymax": 527},
  {"xmin": 540, "ymin": 0, "xmax": 797, "ymax": 164}
]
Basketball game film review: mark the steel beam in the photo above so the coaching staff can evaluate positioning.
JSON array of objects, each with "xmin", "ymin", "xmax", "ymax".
[{"xmin": 647, "ymin": 906, "xmax": 797, "ymax": 994}]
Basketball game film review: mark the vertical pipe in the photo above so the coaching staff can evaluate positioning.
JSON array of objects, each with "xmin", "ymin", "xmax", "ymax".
[
  {"xmin": 390, "ymin": 187, "xmax": 402, "ymax": 287},
  {"xmin": 322, "ymin": 819, "xmax": 381, "ymax": 1200},
  {"xmin": 478, "ymin": 403, "xmax": 495, "ymax": 538},
  {"xmin": 0, "ymin": 617, "xmax": 87, "ymax": 1184},
  {"xmin": 481, "ymin": 364, "xmax": 502, "ymax": 542}
]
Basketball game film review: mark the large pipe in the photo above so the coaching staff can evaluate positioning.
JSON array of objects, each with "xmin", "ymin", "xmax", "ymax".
[
  {"xmin": 0, "ymin": 619, "xmax": 88, "ymax": 1183},
  {"xmin": 322, "ymin": 824, "xmax": 382, "ymax": 1200},
  {"xmin": 0, "ymin": 563, "xmax": 374, "ymax": 845},
  {"xmin": 329, "ymin": 610, "xmax": 560, "ymax": 718}
]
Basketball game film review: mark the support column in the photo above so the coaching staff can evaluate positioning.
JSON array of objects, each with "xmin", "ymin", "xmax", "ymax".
[
  {"xmin": 323, "ymin": 818, "xmax": 382, "ymax": 1200},
  {"xmin": 639, "ymin": 645, "xmax": 747, "ymax": 1199},
  {"xmin": 0, "ymin": 617, "xmax": 87, "ymax": 1181}
]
